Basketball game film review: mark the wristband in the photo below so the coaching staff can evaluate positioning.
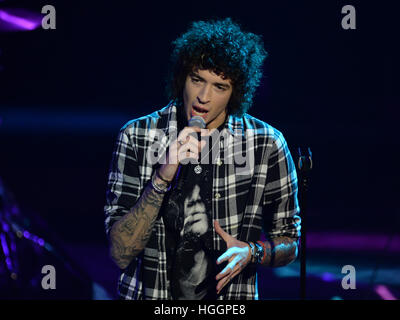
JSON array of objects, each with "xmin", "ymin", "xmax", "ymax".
[
  {"xmin": 254, "ymin": 242, "xmax": 264, "ymax": 264},
  {"xmin": 256, "ymin": 240, "xmax": 267, "ymax": 264},
  {"xmin": 247, "ymin": 242, "xmax": 255, "ymax": 263},
  {"xmin": 151, "ymin": 171, "xmax": 171, "ymax": 194}
]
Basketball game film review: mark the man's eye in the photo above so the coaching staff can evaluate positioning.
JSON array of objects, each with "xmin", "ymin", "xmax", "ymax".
[
  {"xmin": 216, "ymin": 85, "xmax": 226, "ymax": 91},
  {"xmin": 191, "ymin": 77, "xmax": 201, "ymax": 83}
]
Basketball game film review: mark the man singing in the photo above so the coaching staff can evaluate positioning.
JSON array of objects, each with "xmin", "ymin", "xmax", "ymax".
[{"xmin": 104, "ymin": 18, "xmax": 301, "ymax": 300}]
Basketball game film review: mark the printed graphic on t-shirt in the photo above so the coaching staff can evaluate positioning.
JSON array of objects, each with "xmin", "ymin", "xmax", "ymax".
[{"xmin": 172, "ymin": 184, "xmax": 211, "ymax": 299}]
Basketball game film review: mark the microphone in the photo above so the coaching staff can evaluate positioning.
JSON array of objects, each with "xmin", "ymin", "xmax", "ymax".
[
  {"xmin": 188, "ymin": 115, "xmax": 206, "ymax": 130},
  {"xmin": 185, "ymin": 115, "xmax": 206, "ymax": 164},
  {"xmin": 176, "ymin": 116, "xmax": 206, "ymax": 190}
]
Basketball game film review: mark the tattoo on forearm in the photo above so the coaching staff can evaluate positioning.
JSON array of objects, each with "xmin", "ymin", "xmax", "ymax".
[
  {"xmin": 262, "ymin": 237, "xmax": 298, "ymax": 267},
  {"xmin": 110, "ymin": 183, "xmax": 165, "ymax": 269}
]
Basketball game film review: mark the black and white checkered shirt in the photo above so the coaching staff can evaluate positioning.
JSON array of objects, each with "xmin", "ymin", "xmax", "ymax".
[{"xmin": 104, "ymin": 102, "xmax": 301, "ymax": 300}]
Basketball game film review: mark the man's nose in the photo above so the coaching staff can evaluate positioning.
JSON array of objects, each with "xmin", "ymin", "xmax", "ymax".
[{"xmin": 197, "ymin": 85, "xmax": 211, "ymax": 104}]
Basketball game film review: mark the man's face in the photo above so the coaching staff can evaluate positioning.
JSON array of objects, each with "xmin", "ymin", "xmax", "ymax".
[
  {"xmin": 183, "ymin": 69, "xmax": 233, "ymax": 129},
  {"xmin": 181, "ymin": 184, "xmax": 208, "ymax": 237}
]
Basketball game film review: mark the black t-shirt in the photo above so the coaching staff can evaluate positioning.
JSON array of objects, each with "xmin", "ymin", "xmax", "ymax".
[
  {"xmin": 164, "ymin": 162, "xmax": 215, "ymax": 300},
  {"xmin": 162, "ymin": 110, "xmax": 225, "ymax": 300}
]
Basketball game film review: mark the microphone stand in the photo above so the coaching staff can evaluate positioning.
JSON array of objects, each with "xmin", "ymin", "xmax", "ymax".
[{"xmin": 297, "ymin": 147, "xmax": 312, "ymax": 300}]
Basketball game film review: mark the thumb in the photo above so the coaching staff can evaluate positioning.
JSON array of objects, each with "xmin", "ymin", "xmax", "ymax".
[{"xmin": 214, "ymin": 220, "xmax": 231, "ymax": 243}]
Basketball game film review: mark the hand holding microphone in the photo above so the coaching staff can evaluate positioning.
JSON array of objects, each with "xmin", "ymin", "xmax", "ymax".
[
  {"xmin": 177, "ymin": 116, "xmax": 207, "ymax": 165},
  {"xmin": 157, "ymin": 116, "xmax": 207, "ymax": 183}
]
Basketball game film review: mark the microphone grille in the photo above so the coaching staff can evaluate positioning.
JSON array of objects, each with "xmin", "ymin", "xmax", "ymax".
[{"xmin": 188, "ymin": 116, "xmax": 206, "ymax": 129}]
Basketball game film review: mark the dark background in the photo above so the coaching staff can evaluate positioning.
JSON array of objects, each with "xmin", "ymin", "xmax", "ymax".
[{"xmin": 0, "ymin": 0, "xmax": 399, "ymax": 299}]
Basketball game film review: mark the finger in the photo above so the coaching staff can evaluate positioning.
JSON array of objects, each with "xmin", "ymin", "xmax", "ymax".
[
  {"xmin": 216, "ymin": 274, "xmax": 230, "ymax": 293},
  {"xmin": 217, "ymin": 251, "xmax": 249, "ymax": 285},
  {"xmin": 214, "ymin": 220, "xmax": 231, "ymax": 243},
  {"xmin": 177, "ymin": 131, "xmax": 207, "ymax": 156},
  {"xmin": 178, "ymin": 127, "xmax": 202, "ymax": 143},
  {"xmin": 216, "ymin": 271, "xmax": 237, "ymax": 294},
  {"xmin": 216, "ymin": 263, "xmax": 243, "ymax": 294},
  {"xmin": 216, "ymin": 247, "xmax": 236, "ymax": 265},
  {"xmin": 178, "ymin": 142, "xmax": 197, "ymax": 154},
  {"xmin": 185, "ymin": 135, "xmax": 206, "ymax": 153},
  {"xmin": 186, "ymin": 134, "xmax": 200, "ymax": 145},
  {"xmin": 177, "ymin": 137, "xmax": 197, "ymax": 149},
  {"xmin": 216, "ymin": 256, "xmax": 242, "ymax": 280},
  {"xmin": 216, "ymin": 255, "xmax": 241, "ymax": 280},
  {"xmin": 176, "ymin": 127, "xmax": 205, "ymax": 147},
  {"xmin": 227, "ymin": 266, "xmax": 243, "ymax": 286},
  {"xmin": 178, "ymin": 143, "xmax": 200, "ymax": 163},
  {"xmin": 178, "ymin": 138, "xmax": 202, "ymax": 155}
]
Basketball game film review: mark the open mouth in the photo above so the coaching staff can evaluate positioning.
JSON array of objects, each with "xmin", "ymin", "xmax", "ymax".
[{"xmin": 192, "ymin": 105, "xmax": 209, "ymax": 116}]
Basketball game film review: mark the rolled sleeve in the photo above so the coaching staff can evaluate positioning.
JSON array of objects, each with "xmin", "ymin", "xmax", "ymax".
[
  {"xmin": 104, "ymin": 127, "xmax": 142, "ymax": 237},
  {"xmin": 262, "ymin": 131, "xmax": 301, "ymax": 240}
]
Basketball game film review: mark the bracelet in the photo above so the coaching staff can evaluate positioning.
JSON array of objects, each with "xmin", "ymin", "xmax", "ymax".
[
  {"xmin": 151, "ymin": 171, "xmax": 171, "ymax": 194},
  {"xmin": 256, "ymin": 241, "xmax": 267, "ymax": 264},
  {"xmin": 247, "ymin": 241, "xmax": 265, "ymax": 264},
  {"xmin": 247, "ymin": 242, "xmax": 255, "ymax": 263},
  {"xmin": 254, "ymin": 242, "xmax": 264, "ymax": 264}
]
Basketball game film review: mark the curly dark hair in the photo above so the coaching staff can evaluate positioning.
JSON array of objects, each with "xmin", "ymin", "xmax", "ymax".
[{"xmin": 166, "ymin": 18, "xmax": 267, "ymax": 117}]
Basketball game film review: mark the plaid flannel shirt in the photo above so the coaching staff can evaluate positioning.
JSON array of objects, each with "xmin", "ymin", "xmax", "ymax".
[{"xmin": 104, "ymin": 102, "xmax": 301, "ymax": 300}]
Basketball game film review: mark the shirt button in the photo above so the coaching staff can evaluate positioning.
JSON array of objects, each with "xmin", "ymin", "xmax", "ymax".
[
  {"xmin": 215, "ymin": 193, "xmax": 221, "ymax": 199},
  {"xmin": 217, "ymin": 159, "xmax": 223, "ymax": 166}
]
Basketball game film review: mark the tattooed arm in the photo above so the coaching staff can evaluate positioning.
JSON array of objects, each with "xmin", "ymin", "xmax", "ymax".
[
  {"xmin": 108, "ymin": 125, "xmax": 206, "ymax": 269},
  {"xmin": 109, "ymin": 174, "xmax": 168, "ymax": 269},
  {"xmin": 259, "ymin": 237, "xmax": 298, "ymax": 267}
]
